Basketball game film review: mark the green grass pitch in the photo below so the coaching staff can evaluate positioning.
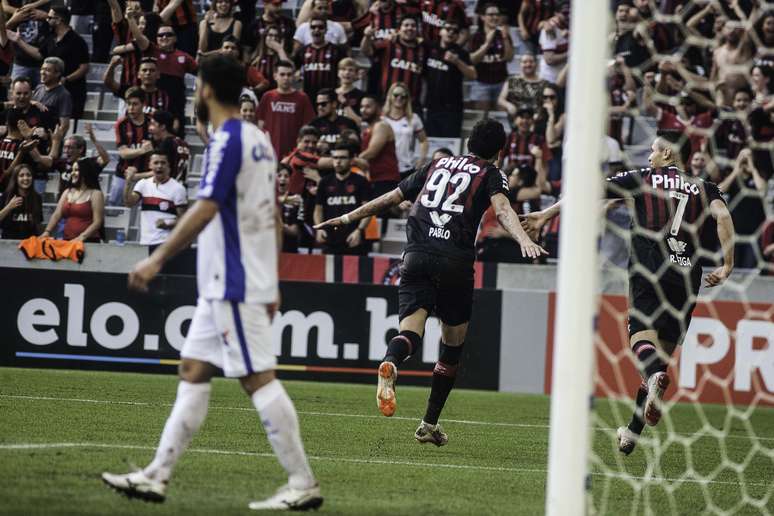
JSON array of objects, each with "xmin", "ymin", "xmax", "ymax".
[{"xmin": 1, "ymin": 367, "xmax": 772, "ymax": 515}]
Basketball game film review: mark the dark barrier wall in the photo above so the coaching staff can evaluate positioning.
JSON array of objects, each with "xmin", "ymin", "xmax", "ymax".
[{"xmin": 1, "ymin": 268, "xmax": 502, "ymax": 390}]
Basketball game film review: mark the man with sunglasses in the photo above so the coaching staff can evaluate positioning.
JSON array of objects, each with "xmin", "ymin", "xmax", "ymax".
[
  {"xmin": 151, "ymin": 25, "xmax": 197, "ymax": 135},
  {"xmin": 294, "ymin": 15, "xmax": 348, "ymax": 100},
  {"xmin": 424, "ymin": 22, "xmax": 476, "ymax": 138},
  {"xmin": 309, "ymin": 88, "xmax": 359, "ymax": 151}
]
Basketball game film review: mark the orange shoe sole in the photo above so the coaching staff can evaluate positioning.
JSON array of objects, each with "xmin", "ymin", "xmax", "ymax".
[{"xmin": 377, "ymin": 362, "xmax": 397, "ymax": 417}]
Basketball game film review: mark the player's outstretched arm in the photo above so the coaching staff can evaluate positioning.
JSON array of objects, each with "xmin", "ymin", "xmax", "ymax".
[
  {"xmin": 705, "ymin": 199, "xmax": 735, "ymax": 288},
  {"xmin": 520, "ymin": 198, "xmax": 562, "ymax": 240},
  {"xmin": 128, "ymin": 200, "xmax": 219, "ymax": 292},
  {"xmin": 491, "ymin": 193, "xmax": 548, "ymax": 259},
  {"xmin": 314, "ymin": 188, "xmax": 404, "ymax": 230}
]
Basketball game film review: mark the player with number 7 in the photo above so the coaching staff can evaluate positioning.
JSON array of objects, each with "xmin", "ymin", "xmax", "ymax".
[{"xmin": 521, "ymin": 135, "xmax": 735, "ymax": 455}]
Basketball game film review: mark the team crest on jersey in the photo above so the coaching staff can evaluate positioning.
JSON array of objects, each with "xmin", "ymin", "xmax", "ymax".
[
  {"xmin": 345, "ymin": 184, "xmax": 356, "ymax": 193},
  {"xmin": 177, "ymin": 55, "xmax": 185, "ymax": 63},
  {"xmin": 430, "ymin": 210, "xmax": 451, "ymax": 227}
]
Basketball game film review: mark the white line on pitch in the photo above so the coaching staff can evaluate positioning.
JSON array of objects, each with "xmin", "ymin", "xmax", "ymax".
[
  {"xmin": 2, "ymin": 394, "xmax": 773, "ymax": 443},
  {"xmin": 0, "ymin": 442, "xmax": 770, "ymax": 489}
]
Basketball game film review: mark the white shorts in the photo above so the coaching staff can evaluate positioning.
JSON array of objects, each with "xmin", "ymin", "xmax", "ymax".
[{"xmin": 181, "ymin": 298, "xmax": 276, "ymax": 377}]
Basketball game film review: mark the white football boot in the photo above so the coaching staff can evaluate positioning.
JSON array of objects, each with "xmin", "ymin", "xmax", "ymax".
[
  {"xmin": 248, "ymin": 483, "xmax": 323, "ymax": 511},
  {"xmin": 616, "ymin": 426, "xmax": 639, "ymax": 456},
  {"xmin": 376, "ymin": 361, "xmax": 397, "ymax": 417},
  {"xmin": 644, "ymin": 372, "xmax": 670, "ymax": 426},
  {"xmin": 101, "ymin": 470, "xmax": 166, "ymax": 502}
]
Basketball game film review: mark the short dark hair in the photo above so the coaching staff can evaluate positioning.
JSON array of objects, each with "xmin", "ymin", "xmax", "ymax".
[
  {"xmin": 316, "ymin": 88, "xmax": 335, "ymax": 102},
  {"xmin": 275, "ymin": 59, "xmax": 295, "ymax": 71},
  {"xmin": 140, "ymin": 56, "xmax": 158, "ymax": 66},
  {"xmin": 75, "ymin": 158, "xmax": 101, "ymax": 189},
  {"xmin": 399, "ymin": 15, "xmax": 419, "ymax": 26},
  {"xmin": 51, "ymin": 6, "xmax": 71, "ymax": 23},
  {"xmin": 468, "ymin": 119, "xmax": 506, "ymax": 160},
  {"xmin": 151, "ymin": 110, "xmax": 174, "ymax": 131},
  {"xmin": 361, "ymin": 94, "xmax": 381, "ymax": 107},
  {"xmin": 11, "ymin": 76, "xmax": 31, "ymax": 89},
  {"xmin": 221, "ymin": 34, "xmax": 243, "ymax": 58},
  {"xmin": 655, "ymin": 132, "xmax": 691, "ymax": 166},
  {"xmin": 434, "ymin": 147, "xmax": 453, "ymax": 158},
  {"xmin": 298, "ymin": 125, "xmax": 321, "ymax": 139},
  {"xmin": 198, "ymin": 54, "xmax": 245, "ymax": 107},
  {"xmin": 277, "ymin": 162, "xmax": 292, "ymax": 175},
  {"xmin": 310, "ymin": 14, "xmax": 327, "ymax": 26},
  {"xmin": 332, "ymin": 142, "xmax": 352, "ymax": 156},
  {"xmin": 150, "ymin": 150, "xmax": 170, "ymax": 163},
  {"xmin": 124, "ymin": 86, "xmax": 145, "ymax": 103}
]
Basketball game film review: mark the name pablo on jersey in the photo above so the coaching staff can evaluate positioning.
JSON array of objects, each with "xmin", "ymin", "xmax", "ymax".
[
  {"xmin": 271, "ymin": 101, "xmax": 297, "ymax": 113},
  {"xmin": 390, "ymin": 58, "xmax": 422, "ymax": 73}
]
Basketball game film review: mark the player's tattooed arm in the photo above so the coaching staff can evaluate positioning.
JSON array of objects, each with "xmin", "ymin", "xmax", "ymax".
[
  {"xmin": 491, "ymin": 193, "xmax": 548, "ymax": 259},
  {"xmin": 313, "ymin": 188, "xmax": 404, "ymax": 230},
  {"xmin": 705, "ymin": 199, "xmax": 735, "ymax": 288}
]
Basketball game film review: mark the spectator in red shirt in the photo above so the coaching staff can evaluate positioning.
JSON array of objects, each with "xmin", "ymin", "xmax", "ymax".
[
  {"xmin": 149, "ymin": 25, "xmax": 198, "ymax": 135},
  {"xmin": 256, "ymin": 60, "xmax": 315, "ymax": 159},
  {"xmin": 359, "ymin": 94, "xmax": 400, "ymax": 199}
]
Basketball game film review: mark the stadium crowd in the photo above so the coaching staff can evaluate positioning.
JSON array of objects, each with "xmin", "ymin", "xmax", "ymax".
[{"xmin": 0, "ymin": 0, "xmax": 771, "ymax": 271}]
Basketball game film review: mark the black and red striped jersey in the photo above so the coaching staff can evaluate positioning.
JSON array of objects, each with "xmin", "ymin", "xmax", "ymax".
[
  {"xmin": 117, "ymin": 85, "xmax": 172, "ymax": 115},
  {"xmin": 155, "ymin": 0, "xmax": 197, "ymax": 27},
  {"xmin": 504, "ymin": 130, "xmax": 550, "ymax": 170},
  {"xmin": 369, "ymin": 2, "xmax": 420, "ymax": 42},
  {"xmin": 521, "ymin": 0, "xmax": 556, "ymax": 39},
  {"xmin": 605, "ymin": 166, "xmax": 725, "ymax": 278},
  {"xmin": 469, "ymin": 28, "xmax": 512, "ymax": 84},
  {"xmin": 255, "ymin": 53, "xmax": 279, "ymax": 91},
  {"xmin": 157, "ymin": 135, "xmax": 190, "ymax": 182},
  {"xmin": 374, "ymin": 39, "xmax": 427, "ymax": 102},
  {"xmin": 399, "ymin": 154, "xmax": 510, "ymax": 263},
  {"xmin": 113, "ymin": 21, "xmax": 141, "ymax": 90},
  {"xmin": 296, "ymin": 43, "xmax": 348, "ymax": 101},
  {"xmin": 0, "ymin": 137, "xmax": 22, "ymax": 187},
  {"xmin": 420, "ymin": 0, "xmax": 469, "ymax": 42},
  {"xmin": 115, "ymin": 116, "xmax": 150, "ymax": 178}
]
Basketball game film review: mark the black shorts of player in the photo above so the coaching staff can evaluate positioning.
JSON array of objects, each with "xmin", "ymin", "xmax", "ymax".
[
  {"xmin": 398, "ymin": 251, "xmax": 474, "ymax": 326},
  {"xmin": 628, "ymin": 272, "xmax": 699, "ymax": 345}
]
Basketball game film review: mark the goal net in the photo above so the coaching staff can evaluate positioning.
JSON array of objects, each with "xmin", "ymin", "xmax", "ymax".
[{"xmin": 548, "ymin": 1, "xmax": 774, "ymax": 514}]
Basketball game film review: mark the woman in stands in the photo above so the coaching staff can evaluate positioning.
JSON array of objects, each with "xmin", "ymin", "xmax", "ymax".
[
  {"xmin": 41, "ymin": 158, "xmax": 104, "ymax": 242},
  {"xmin": 0, "ymin": 164, "xmax": 43, "ymax": 239},
  {"xmin": 382, "ymin": 82, "xmax": 428, "ymax": 179},
  {"xmin": 251, "ymin": 26, "xmax": 290, "ymax": 92},
  {"xmin": 541, "ymin": 83, "xmax": 565, "ymax": 181},
  {"xmin": 198, "ymin": 0, "xmax": 242, "ymax": 56}
]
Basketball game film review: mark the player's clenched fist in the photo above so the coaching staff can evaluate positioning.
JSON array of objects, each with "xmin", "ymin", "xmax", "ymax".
[{"xmin": 128, "ymin": 256, "xmax": 162, "ymax": 292}]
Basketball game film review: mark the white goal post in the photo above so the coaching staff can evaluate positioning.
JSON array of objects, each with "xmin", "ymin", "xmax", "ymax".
[{"xmin": 545, "ymin": 1, "xmax": 610, "ymax": 515}]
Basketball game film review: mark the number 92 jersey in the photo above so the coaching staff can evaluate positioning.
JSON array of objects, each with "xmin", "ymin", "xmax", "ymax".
[
  {"xmin": 399, "ymin": 154, "xmax": 510, "ymax": 263},
  {"xmin": 605, "ymin": 166, "xmax": 725, "ymax": 280}
]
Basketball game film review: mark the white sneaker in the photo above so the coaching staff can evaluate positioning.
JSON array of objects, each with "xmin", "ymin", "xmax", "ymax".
[
  {"xmin": 644, "ymin": 372, "xmax": 670, "ymax": 426},
  {"xmin": 415, "ymin": 421, "xmax": 448, "ymax": 447},
  {"xmin": 248, "ymin": 483, "xmax": 323, "ymax": 511},
  {"xmin": 101, "ymin": 470, "xmax": 166, "ymax": 503},
  {"xmin": 376, "ymin": 361, "xmax": 397, "ymax": 417},
  {"xmin": 616, "ymin": 426, "xmax": 639, "ymax": 456}
]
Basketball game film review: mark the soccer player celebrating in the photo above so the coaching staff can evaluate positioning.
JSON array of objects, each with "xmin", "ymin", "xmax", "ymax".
[
  {"xmin": 101, "ymin": 54, "xmax": 323, "ymax": 511},
  {"xmin": 522, "ymin": 135, "xmax": 736, "ymax": 455},
  {"xmin": 315, "ymin": 119, "xmax": 546, "ymax": 445}
]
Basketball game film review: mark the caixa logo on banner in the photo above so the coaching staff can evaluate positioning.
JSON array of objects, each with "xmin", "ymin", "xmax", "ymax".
[{"xmin": 14, "ymin": 282, "xmax": 444, "ymax": 365}]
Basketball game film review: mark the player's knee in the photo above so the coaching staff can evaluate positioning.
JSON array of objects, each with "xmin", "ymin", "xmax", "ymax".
[
  {"xmin": 394, "ymin": 330, "xmax": 423, "ymax": 356},
  {"xmin": 239, "ymin": 369, "xmax": 276, "ymax": 395},
  {"xmin": 178, "ymin": 359, "xmax": 216, "ymax": 383}
]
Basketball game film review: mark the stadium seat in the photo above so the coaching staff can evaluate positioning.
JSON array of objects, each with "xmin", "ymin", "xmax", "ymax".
[
  {"xmin": 379, "ymin": 218, "xmax": 408, "ymax": 255},
  {"xmin": 103, "ymin": 206, "xmax": 131, "ymax": 242},
  {"xmin": 98, "ymin": 173, "xmax": 112, "ymax": 196},
  {"xmin": 43, "ymin": 174, "xmax": 58, "ymax": 203},
  {"xmin": 418, "ymin": 137, "xmax": 462, "ymax": 160},
  {"xmin": 190, "ymin": 154, "xmax": 203, "ymax": 178},
  {"xmin": 83, "ymin": 92, "xmax": 101, "ymax": 118}
]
